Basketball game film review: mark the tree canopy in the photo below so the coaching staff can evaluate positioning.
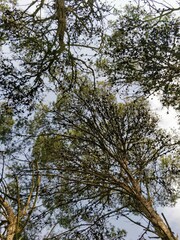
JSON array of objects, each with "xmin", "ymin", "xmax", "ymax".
[
  {"xmin": 30, "ymin": 79, "xmax": 179, "ymax": 239},
  {"xmin": 98, "ymin": 5, "xmax": 180, "ymax": 110},
  {"xmin": 0, "ymin": 0, "xmax": 179, "ymax": 239},
  {"xmin": 0, "ymin": 0, "xmax": 109, "ymax": 108}
]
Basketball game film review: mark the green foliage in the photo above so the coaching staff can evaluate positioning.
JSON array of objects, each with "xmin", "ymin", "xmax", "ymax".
[
  {"xmin": 30, "ymin": 78, "xmax": 179, "ymax": 239},
  {"xmin": 0, "ymin": 0, "xmax": 111, "ymax": 109},
  {"xmin": 28, "ymin": 104, "xmax": 49, "ymax": 135},
  {"xmin": 0, "ymin": 0, "xmax": 17, "ymax": 12},
  {"xmin": 33, "ymin": 134, "xmax": 64, "ymax": 163},
  {"xmin": 101, "ymin": 5, "xmax": 180, "ymax": 110},
  {"xmin": 0, "ymin": 103, "xmax": 14, "ymax": 142},
  {"xmin": 0, "ymin": 1, "xmax": 180, "ymax": 239}
]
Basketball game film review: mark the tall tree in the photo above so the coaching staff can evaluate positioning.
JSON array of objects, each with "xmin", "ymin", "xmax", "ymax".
[{"xmin": 31, "ymin": 79, "xmax": 179, "ymax": 239}]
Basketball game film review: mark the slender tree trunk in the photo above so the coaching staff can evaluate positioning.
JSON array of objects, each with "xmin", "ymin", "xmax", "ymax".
[
  {"xmin": 7, "ymin": 219, "xmax": 16, "ymax": 240},
  {"xmin": 0, "ymin": 197, "xmax": 17, "ymax": 240},
  {"xmin": 136, "ymin": 192, "xmax": 178, "ymax": 240}
]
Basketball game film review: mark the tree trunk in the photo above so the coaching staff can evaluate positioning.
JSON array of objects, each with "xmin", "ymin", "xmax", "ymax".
[
  {"xmin": 7, "ymin": 219, "xmax": 16, "ymax": 240},
  {"xmin": 0, "ymin": 197, "xmax": 17, "ymax": 240},
  {"xmin": 136, "ymin": 193, "xmax": 178, "ymax": 240}
]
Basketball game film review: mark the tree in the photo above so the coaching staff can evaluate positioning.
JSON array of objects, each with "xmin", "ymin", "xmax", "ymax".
[
  {"xmin": 0, "ymin": 0, "xmax": 110, "ymax": 109},
  {"xmin": 0, "ymin": 102, "xmax": 40, "ymax": 240},
  {"xmin": 0, "ymin": 162, "xmax": 40, "ymax": 240},
  {"xmin": 31, "ymin": 79, "xmax": 179, "ymax": 239},
  {"xmin": 99, "ymin": 5, "xmax": 180, "ymax": 111},
  {"xmin": 0, "ymin": 1, "xmax": 179, "ymax": 239}
]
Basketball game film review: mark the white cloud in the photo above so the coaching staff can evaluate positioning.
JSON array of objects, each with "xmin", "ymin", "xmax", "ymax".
[{"xmin": 149, "ymin": 95, "xmax": 179, "ymax": 132}]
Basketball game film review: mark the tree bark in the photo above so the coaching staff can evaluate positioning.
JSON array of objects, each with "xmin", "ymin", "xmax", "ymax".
[
  {"xmin": 0, "ymin": 197, "xmax": 17, "ymax": 240},
  {"xmin": 135, "ymin": 191, "xmax": 178, "ymax": 240}
]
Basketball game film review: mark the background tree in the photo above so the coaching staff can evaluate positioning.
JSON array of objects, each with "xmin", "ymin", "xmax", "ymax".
[
  {"xmin": 0, "ymin": 0, "xmax": 110, "ymax": 109},
  {"xmin": 0, "ymin": 162, "xmax": 40, "ymax": 240},
  {"xmin": 0, "ymin": 102, "xmax": 41, "ymax": 240},
  {"xmin": 98, "ymin": 5, "xmax": 180, "ymax": 111}
]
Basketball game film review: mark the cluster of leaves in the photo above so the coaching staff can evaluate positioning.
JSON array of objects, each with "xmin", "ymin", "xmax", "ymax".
[
  {"xmin": 99, "ymin": 5, "xmax": 180, "ymax": 110},
  {"xmin": 0, "ymin": 0, "xmax": 110, "ymax": 109},
  {"xmin": 0, "ymin": 102, "xmax": 14, "ymax": 142}
]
